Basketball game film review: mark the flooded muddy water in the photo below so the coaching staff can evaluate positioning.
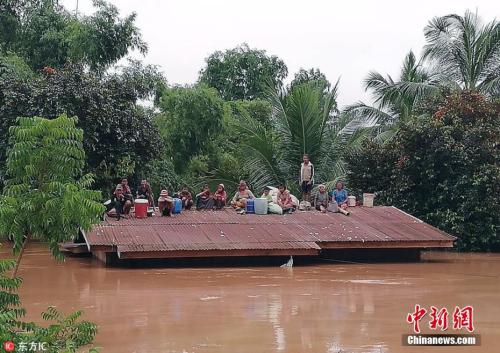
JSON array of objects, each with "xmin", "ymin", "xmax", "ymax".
[{"xmin": 2, "ymin": 244, "xmax": 499, "ymax": 353}]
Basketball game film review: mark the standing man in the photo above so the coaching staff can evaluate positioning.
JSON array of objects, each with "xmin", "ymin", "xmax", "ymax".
[{"xmin": 299, "ymin": 154, "xmax": 314, "ymax": 202}]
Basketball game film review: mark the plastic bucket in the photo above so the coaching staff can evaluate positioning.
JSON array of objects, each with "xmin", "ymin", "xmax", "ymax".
[
  {"xmin": 134, "ymin": 199, "xmax": 149, "ymax": 218},
  {"xmin": 347, "ymin": 196, "xmax": 356, "ymax": 207},
  {"xmin": 173, "ymin": 198, "xmax": 182, "ymax": 214},
  {"xmin": 245, "ymin": 199, "xmax": 255, "ymax": 214},
  {"xmin": 327, "ymin": 202, "xmax": 339, "ymax": 213},
  {"xmin": 363, "ymin": 193, "xmax": 375, "ymax": 207},
  {"xmin": 254, "ymin": 198, "xmax": 268, "ymax": 215}
]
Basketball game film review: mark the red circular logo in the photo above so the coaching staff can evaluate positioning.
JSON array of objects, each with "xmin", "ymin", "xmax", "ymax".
[{"xmin": 3, "ymin": 341, "xmax": 15, "ymax": 352}]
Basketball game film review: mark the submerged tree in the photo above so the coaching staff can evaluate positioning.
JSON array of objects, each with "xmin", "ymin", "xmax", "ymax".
[{"xmin": 0, "ymin": 115, "xmax": 104, "ymax": 277}]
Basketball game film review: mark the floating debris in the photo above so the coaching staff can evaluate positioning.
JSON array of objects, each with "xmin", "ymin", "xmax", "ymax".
[{"xmin": 280, "ymin": 256, "xmax": 294, "ymax": 268}]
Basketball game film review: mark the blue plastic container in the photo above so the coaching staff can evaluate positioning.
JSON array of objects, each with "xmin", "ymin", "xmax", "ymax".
[
  {"xmin": 173, "ymin": 198, "xmax": 182, "ymax": 214},
  {"xmin": 245, "ymin": 199, "xmax": 255, "ymax": 214}
]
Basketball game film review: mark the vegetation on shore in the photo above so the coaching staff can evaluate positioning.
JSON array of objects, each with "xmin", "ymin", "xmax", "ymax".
[{"xmin": 0, "ymin": 4, "xmax": 499, "ymax": 248}]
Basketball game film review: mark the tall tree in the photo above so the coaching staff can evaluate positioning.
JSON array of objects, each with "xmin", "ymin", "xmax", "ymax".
[
  {"xmin": 0, "ymin": 115, "xmax": 104, "ymax": 276},
  {"xmin": 157, "ymin": 86, "xmax": 225, "ymax": 174},
  {"xmin": 344, "ymin": 51, "xmax": 439, "ymax": 140},
  {"xmin": 289, "ymin": 68, "xmax": 331, "ymax": 94},
  {"xmin": 234, "ymin": 81, "xmax": 367, "ymax": 193},
  {"xmin": 199, "ymin": 43, "xmax": 288, "ymax": 100},
  {"xmin": 346, "ymin": 92, "xmax": 500, "ymax": 251},
  {"xmin": 0, "ymin": 62, "xmax": 164, "ymax": 191},
  {"xmin": 423, "ymin": 11, "xmax": 500, "ymax": 96},
  {"xmin": 0, "ymin": 0, "xmax": 147, "ymax": 71}
]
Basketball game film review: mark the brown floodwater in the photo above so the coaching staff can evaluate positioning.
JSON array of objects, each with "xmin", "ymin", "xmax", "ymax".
[{"xmin": 1, "ymin": 244, "xmax": 499, "ymax": 353}]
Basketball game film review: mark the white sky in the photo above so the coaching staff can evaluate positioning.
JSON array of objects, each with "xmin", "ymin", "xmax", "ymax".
[{"xmin": 62, "ymin": 0, "xmax": 499, "ymax": 107}]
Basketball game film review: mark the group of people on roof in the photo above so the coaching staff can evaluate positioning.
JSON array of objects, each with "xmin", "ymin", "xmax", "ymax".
[{"xmin": 108, "ymin": 154, "xmax": 349, "ymax": 220}]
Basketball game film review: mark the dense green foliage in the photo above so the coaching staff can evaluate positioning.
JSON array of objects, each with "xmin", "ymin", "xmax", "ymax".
[
  {"xmin": 0, "ymin": 0, "xmax": 146, "ymax": 71},
  {"xmin": 0, "ymin": 115, "xmax": 104, "ymax": 260},
  {"xmin": 156, "ymin": 86, "xmax": 225, "ymax": 174},
  {"xmin": 0, "ymin": 115, "xmax": 102, "ymax": 351},
  {"xmin": 0, "ymin": 62, "xmax": 164, "ymax": 191},
  {"xmin": 199, "ymin": 43, "xmax": 288, "ymax": 100},
  {"xmin": 233, "ymin": 81, "xmax": 367, "ymax": 194},
  {"xmin": 347, "ymin": 92, "xmax": 499, "ymax": 251},
  {"xmin": 0, "ymin": 256, "xmax": 98, "ymax": 353}
]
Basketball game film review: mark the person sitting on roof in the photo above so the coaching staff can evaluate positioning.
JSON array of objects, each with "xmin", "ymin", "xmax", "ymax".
[
  {"xmin": 331, "ymin": 181, "xmax": 349, "ymax": 210},
  {"xmin": 120, "ymin": 178, "xmax": 133, "ymax": 201},
  {"xmin": 261, "ymin": 186, "xmax": 273, "ymax": 203},
  {"xmin": 262, "ymin": 186, "xmax": 283, "ymax": 214},
  {"xmin": 277, "ymin": 184, "xmax": 295, "ymax": 214},
  {"xmin": 196, "ymin": 184, "xmax": 214, "ymax": 210},
  {"xmin": 314, "ymin": 184, "xmax": 330, "ymax": 213},
  {"xmin": 111, "ymin": 185, "xmax": 131, "ymax": 221},
  {"xmin": 231, "ymin": 180, "xmax": 255, "ymax": 210},
  {"xmin": 158, "ymin": 189, "xmax": 174, "ymax": 216},
  {"xmin": 136, "ymin": 179, "xmax": 153, "ymax": 206},
  {"xmin": 213, "ymin": 184, "xmax": 227, "ymax": 210},
  {"xmin": 179, "ymin": 186, "xmax": 194, "ymax": 210}
]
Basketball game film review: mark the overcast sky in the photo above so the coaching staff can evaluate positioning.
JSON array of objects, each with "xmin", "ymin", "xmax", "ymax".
[{"xmin": 62, "ymin": 0, "xmax": 498, "ymax": 107}]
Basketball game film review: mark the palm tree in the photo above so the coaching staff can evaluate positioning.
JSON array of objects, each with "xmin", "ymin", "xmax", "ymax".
[
  {"xmin": 344, "ymin": 51, "xmax": 440, "ymax": 141},
  {"xmin": 233, "ymin": 81, "xmax": 368, "ymax": 194},
  {"xmin": 423, "ymin": 10, "xmax": 500, "ymax": 97}
]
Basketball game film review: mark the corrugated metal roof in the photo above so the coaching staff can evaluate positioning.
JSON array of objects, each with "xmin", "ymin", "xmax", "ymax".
[{"xmin": 85, "ymin": 206, "xmax": 455, "ymax": 254}]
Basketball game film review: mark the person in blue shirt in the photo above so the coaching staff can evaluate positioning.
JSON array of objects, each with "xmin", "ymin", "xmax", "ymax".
[{"xmin": 331, "ymin": 181, "xmax": 349, "ymax": 210}]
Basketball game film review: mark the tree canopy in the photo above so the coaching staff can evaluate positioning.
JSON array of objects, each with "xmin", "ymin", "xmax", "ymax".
[
  {"xmin": 0, "ymin": 0, "xmax": 147, "ymax": 71},
  {"xmin": 0, "ymin": 115, "xmax": 104, "ymax": 272},
  {"xmin": 156, "ymin": 86, "xmax": 225, "ymax": 174},
  {"xmin": 0, "ymin": 62, "xmax": 164, "ymax": 191},
  {"xmin": 346, "ymin": 92, "xmax": 500, "ymax": 251},
  {"xmin": 198, "ymin": 43, "xmax": 288, "ymax": 100},
  {"xmin": 289, "ymin": 68, "xmax": 331, "ymax": 94}
]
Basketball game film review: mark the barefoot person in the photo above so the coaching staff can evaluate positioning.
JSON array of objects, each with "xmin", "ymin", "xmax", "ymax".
[
  {"xmin": 299, "ymin": 154, "xmax": 314, "ymax": 202},
  {"xmin": 332, "ymin": 181, "xmax": 348, "ymax": 210}
]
